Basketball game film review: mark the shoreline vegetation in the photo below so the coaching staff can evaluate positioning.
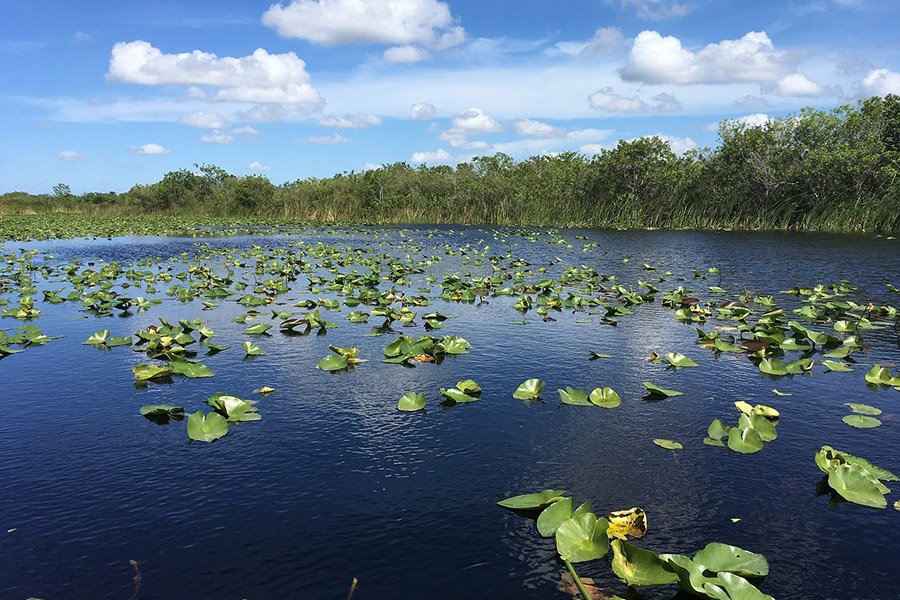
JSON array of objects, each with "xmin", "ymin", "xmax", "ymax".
[{"xmin": 3, "ymin": 96, "xmax": 899, "ymax": 237}]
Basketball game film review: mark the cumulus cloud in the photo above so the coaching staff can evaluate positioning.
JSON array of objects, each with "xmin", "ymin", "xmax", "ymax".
[
  {"xmin": 107, "ymin": 40, "xmax": 322, "ymax": 107},
  {"xmin": 513, "ymin": 118, "xmax": 566, "ymax": 138},
  {"xmin": 861, "ymin": 68, "xmax": 900, "ymax": 96},
  {"xmin": 614, "ymin": 0, "xmax": 693, "ymax": 20},
  {"xmin": 248, "ymin": 160, "xmax": 271, "ymax": 172},
  {"xmin": 306, "ymin": 133, "xmax": 353, "ymax": 144},
  {"xmin": 410, "ymin": 102, "xmax": 436, "ymax": 120},
  {"xmin": 774, "ymin": 73, "xmax": 825, "ymax": 96},
  {"xmin": 318, "ymin": 113, "xmax": 381, "ymax": 128},
  {"xmin": 58, "ymin": 150, "xmax": 87, "ymax": 162},
  {"xmin": 199, "ymin": 133, "xmax": 235, "ymax": 144},
  {"xmin": 384, "ymin": 45, "xmax": 431, "ymax": 63},
  {"xmin": 651, "ymin": 92, "xmax": 682, "ymax": 112},
  {"xmin": 232, "ymin": 126, "xmax": 261, "ymax": 135},
  {"xmin": 262, "ymin": 0, "xmax": 465, "ymax": 50},
  {"xmin": 451, "ymin": 107, "xmax": 502, "ymax": 133},
  {"xmin": 409, "ymin": 148, "xmax": 453, "ymax": 163},
  {"xmin": 588, "ymin": 88, "xmax": 650, "ymax": 113},
  {"xmin": 711, "ymin": 113, "xmax": 770, "ymax": 131},
  {"xmin": 134, "ymin": 143, "xmax": 170, "ymax": 155},
  {"xmin": 180, "ymin": 111, "xmax": 228, "ymax": 129},
  {"xmin": 620, "ymin": 30, "xmax": 795, "ymax": 84}
]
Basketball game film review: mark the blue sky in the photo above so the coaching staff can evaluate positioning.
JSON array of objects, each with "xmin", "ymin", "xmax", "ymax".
[{"xmin": 2, "ymin": 0, "xmax": 899, "ymax": 194}]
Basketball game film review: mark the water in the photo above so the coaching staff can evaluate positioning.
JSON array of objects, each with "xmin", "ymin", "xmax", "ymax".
[{"xmin": 1, "ymin": 226, "xmax": 898, "ymax": 599}]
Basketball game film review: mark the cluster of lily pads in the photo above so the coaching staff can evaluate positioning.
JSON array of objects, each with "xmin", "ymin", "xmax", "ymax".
[
  {"xmin": 397, "ymin": 379, "xmax": 483, "ymax": 411},
  {"xmin": 498, "ymin": 488, "xmax": 774, "ymax": 599},
  {"xmin": 140, "ymin": 392, "xmax": 262, "ymax": 443},
  {"xmin": 704, "ymin": 402, "xmax": 780, "ymax": 454}
]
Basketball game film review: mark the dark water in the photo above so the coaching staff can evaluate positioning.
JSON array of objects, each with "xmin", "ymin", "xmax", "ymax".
[{"xmin": 1, "ymin": 227, "xmax": 898, "ymax": 600}]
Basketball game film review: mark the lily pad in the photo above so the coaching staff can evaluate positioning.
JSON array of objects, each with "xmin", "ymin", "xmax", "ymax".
[
  {"xmin": 665, "ymin": 352, "xmax": 699, "ymax": 368},
  {"xmin": 842, "ymin": 414, "xmax": 882, "ymax": 429},
  {"xmin": 497, "ymin": 489, "xmax": 566, "ymax": 510},
  {"xmin": 170, "ymin": 360, "xmax": 213, "ymax": 378},
  {"xmin": 513, "ymin": 378, "xmax": 544, "ymax": 400},
  {"xmin": 610, "ymin": 539, "xmax": 678, "ymax": 587},
  {"xmin": 133, "ymin": 363, "xmax": 173, "ymax": 381},
  {"xmin": 693, "ymin": 542, "xmax": 769, "ymax": 578},
  {"xmin": 845, "ymin": 403, "xmax": 882, "ymax": 416},
  {"xmin": 653, "ymin": 439, "xmax": 683, "ymax": 450},
  {"xmin": 186, "ymin": 410, "xmax": 229, "ymax": 443},
  {"xmin": 398, "ymin": 391, "xmax": 426, "ymax": 412},
  {"xmin": 727, "ymin": 426, "xmax": 764, "ymax": 454},
  {"xmin": 555, "ymin": 512, "xmax": 610, "ymax": 563},
  {"xmin": 642, "ymin": 381, "xmax": 683, "ymax": 398},
  {"xmin": 317, "ymin": 353, "xmax": 350, "ymax": 372},
  {"xmin": 559, "ymin": 386, "xmax": 592, "ymax": 406},
  {"xmin": 589, "ymin": 387, "xmax": 621, "ymax": 408},
  {"xmin": 139, "ymin": 404, "xmax": 184, "ymax": 424},
  {"xmin": 536, "ymin": 496, "xmax": 574, "ymax": 537},
  {"xmin": 242, "ymin": 341, "xmax": 265, "ymax": 356}
]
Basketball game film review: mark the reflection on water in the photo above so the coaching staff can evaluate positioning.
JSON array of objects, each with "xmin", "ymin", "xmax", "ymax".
[{"xmin": 0, "ymin": 226, "xmax": 898, "ymax": 599}]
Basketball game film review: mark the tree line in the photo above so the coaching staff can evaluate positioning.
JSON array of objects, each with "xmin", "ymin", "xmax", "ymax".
[{"xmin": 3, "ymin": 95, "xmax": 899, "ymax": 232}]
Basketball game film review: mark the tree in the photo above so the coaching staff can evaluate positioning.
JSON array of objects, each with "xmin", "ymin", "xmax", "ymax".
[{"xmin": 52, "ymin": 183, "xmax": 72, "ymax": 198}]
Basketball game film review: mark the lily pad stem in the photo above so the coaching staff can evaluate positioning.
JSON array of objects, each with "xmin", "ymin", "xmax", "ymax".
[{"xmin": 564, "ymin": 559, "xmax": 592, "ymax": 600}]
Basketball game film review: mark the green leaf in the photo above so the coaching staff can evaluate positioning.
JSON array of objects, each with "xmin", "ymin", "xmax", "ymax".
[
  {"xmin": 106, "ymin": 335, "xmax": 132, "ymax": 347},
  {"xmin": 727, "ymin": 425, "xmax": 764, "ymax": 454},
  {"xmin": 205, "ymin": 394, "xmax": 260, "ymax": 422},
  {"xmin": 611, "ymin": 540, "xmax": 678, "ymax": 587},
  {"xmin": 823, "ymin": 360, "xmax": 853, "ymax": 372},
  {"xmin": 842, "ymin": 414, "xmax": 882, "ymax": 429},
  {"xmin": 242, "ymin": 341, "xmax": 265, "ymax": 356},
  {"xmin": 398, "ymin": 391, "xmax": 426, "ymax": 412},
  {"xmin": 186, "ymin": 410, "xmax": 229, "ymax": 442},
  {"xmin": 133, "ymin": 363, "xmax": 173, "ymax": 381},
  {"xmin": 693, "ymin": 542, "xmax": 769, "ymax": 577},
  {"xmin": 555, "ymin": 512, "xmax": 610, "ymax": 563},
  {"xmin": 653, "ymin": 439, "xmax": 683, "ymax": 450},
  {"xmin": 642, "ymin": 381, "xmax": 683, "ymax": 398},
  {"xmin": 665, "ymin": 352, "xmax": 699, "ymax": 368},
  {"xmin": 497, "ymin": 488, "xmax": 566, "ymax": 510},
  {"xmin": 317, "ymin": 353, "xmax": 349, "ymax": 371},
  {"xmin": 707, "ymin": 418, "xmax": 728, "ymax": 440},
  {"xmin": 83, "ymin": 329, "xmax": 110, "ymax": 345},
  {"xmin": 441, "ymin": 335, "xmax": 471, "ymax": 354},
  {"xmin": 139, "ymin": 404, "xmax": 184, "ymax": 424},
  {"xmin": 243, "ymin": 323, "xmax": 272, "ymax": 335},
  {"xmin": 589, "ymin": 387, "xmax": 621, "ymax": 408},
  {"xmin": 703, "ymin": 572, "xmax": 775, "ymax": 600},
  {"xmin": 536, "ymin": 496, "xmax": 574, "ymax": 537},
  {"xmin": 589, "ymin": 351, "xmax": 612, "ymax": 359},
  {"xmin": 865, "ymin": 365, "xmax": 892, "ymax": 384},
  {"xmin": 845, "ymin": 403, "xmax": 882, "ymax": 416},
  {"xmin": 758, "ymin": 358, "xmax": 789, "ymax": 376},
  {"xmin": 827, "ymin": 464, "xmax": 888, "ymax": 508},
  {"xmin": 513, "ymin": 378, "xmax": 544, "ymax": 400},
  {"xmin": 439, "ymin": 387, "xmax": 479, "ymax": 403},
  {"xmin": 170, "ymin": 360, "xmax": 213, "ymax": 378},
  {"xmin": 662, "ymin": 554, "xmax": 720, "ymax": 595},
  {"xmin": 558, "ymin": 386, "xmax": 592, "ymax": 406}
]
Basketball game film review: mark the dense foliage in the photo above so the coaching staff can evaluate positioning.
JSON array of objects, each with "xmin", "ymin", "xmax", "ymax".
[{"xmin": 4, "ymin": 96, "xmax": 899, "ymax": 232}]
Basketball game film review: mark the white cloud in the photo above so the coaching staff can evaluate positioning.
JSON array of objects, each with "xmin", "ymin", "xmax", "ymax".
[
  {"xmin": 582, "ymin": 27, "xmax": 626, "ymax": 56},
  {"xmin": 655, "ymin": 134, "xmax": 696, "ymax": 154},
  {"xmin": 513, "ymin": 118, "xmax": 565, "ymax": 138},
  {"xmin": 651, "ymin": 92, "xmax": 682, "ymax": 112},
  {"xmin": 186, "ymin": 86, "xmax": 207, "ymax": 99},
  {"xmin": 74, "ymin": 31, "xmax": 93, "ymax": 43},
  {"xmin": 199, "ymin": 133, "xmax": 235, "ymax": 144},
  {"xmin": 452, "ymin": 107, "xmax": 502, "ymax": 133},
  {"xmin": 306, "ymin": 133, "xmax": 353, "ymax": 144},
  {"xmin": 588, "ymin": 88, "xmax": 649, "ymax": 113},
  {"xmin": 180, "ymin": 111, "xmax": 228, "ymax": 129},
  {"xmin": 318, "ymin": 113, "xmax": 381, "ymax": 128},
  {"xmin": 232, "ymin": 126, "xmax": 261, "ymax": 135},
  {"xmin": 620, "ymin": 30, "xmax": 795, "ymax": 84},
  {"xmin": 135, "ymin": 143, "xmax": 170, "ymax": 155},
  {"xmin": 410, "ymin": 148, "xmax": 452, "ymax": 163},
  {"xmin": 410, "ymin": 102, "xmax": 436, "ymax": 120},
  {"xmin": 363, "ymin": 162, "xmax": 383, "ymax": 171},
  {"xmin": 107, "ymin": 40, "xmax": 322, "ymax": 107},
  {"xmin": 248, "ymin": 160, "xmax": 271, "ymax": 172},
  {"xmin": 774, "ymin": 73, "xmax": 825, "ymax": 96},
  {"xmin": 439, "ymin": 130, "xmax": 488, "ymax": 149},
  {"xmin": 58, "ymin": 150, "xmax": 87, "ymax": 162},
  {"xmin": 861, "ymin": 68, "xmax": 900, "ymax": 97},
  {"xmin": 579, "ymin": 143, "xmax": 607, "ymax": 155},
  {"xmin": 738, "ymin": 95, "xmax": 770, "ymax": 111},
  {"xmin": 714, "ymin": 113, "xmax": 770, "ymax": 131},
  {"xmin": 615, "ymin": 0, "xmax": 693, "ymax": 20},
  {"xmin": 384, "ymin": 45, "xmax": 431, "ymax": 63},
  {"xmin": 262, "ymin": 0, "xmax": 465, "ymax": 50}
]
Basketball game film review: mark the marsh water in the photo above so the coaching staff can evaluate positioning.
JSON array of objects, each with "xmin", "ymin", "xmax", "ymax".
[{"xmin": 1, "ymin": 226, "xmax": 898, "ymax": 600}]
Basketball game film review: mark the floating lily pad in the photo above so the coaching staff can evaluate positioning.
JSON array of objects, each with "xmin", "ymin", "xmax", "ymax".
[
  {"xmin": 559, "ymin": 386, "xmax": 592, "ymax": 406},
  {"xmin": 133, "ymin": 363, "xmax": 173, "ymax": 381},
  {"xmin": 589, "ymin": 387, "xmax": 621, "ymax": 408},
  {"xmin": 536, "ymin": 496, "xmax": 574, "ymax": 537},
  {"xmin": 555, "ymin": 512, "xmax": 610, "ymax": 563},
  {"xmin": 611, "ymin": 539, "xmax": 678, "ymax": 587},
  {"xmin": 693, "ymin": 542, "xmax": 769, "ymax": 578},
  {"xmin": 242, "ymin": 341, "xmax": 265, "ymax": 356},
  {"xmin": 398, "ymin": 391, "xmax": 426, "ymax": 412},
  {"xmin": 513, "ymin": 378, "xmax": 544, "ymax": 400},
  {"xmin": 206, "ymin": 394, "xmax": 260, "ymax": 422},
  {"xmin": 186, "ymin": 410, "xmax": 229, "ymax": 443},
  {"xmin": 653, "ymin": 439, "xmax": 683, "ymax": 450},
  {"xmin": 642, "ymin": 381, "xmax": 683, "ymax": 398},
  {"xmin": 665, "ymin": 352, "xmax": 699, "ymax": 368},
  {"xmin": 170, "ymin": 360, "xmax": 213, "ymax": 378},
  {"xmin": 317, "ymin": 353, "xmax": 349, "ymax": 372},
  {"xmin": 842, "ymin": 414, "xmax": 882, "ymax": 429},
  {"xmin": 497, "ymin": 488, "xmax": 566, "ymax": 510},
  {"xmin": 139, "ymin": 404, "xmax": 184, "ymax": 424},
  {"xmin": 845, "ymin": 403, "xmax": 882, "ymax": 416}
]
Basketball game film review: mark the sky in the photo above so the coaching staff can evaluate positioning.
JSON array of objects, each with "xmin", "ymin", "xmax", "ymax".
[{"xmin": 1, "ymin": 0, "xmax": 899, "ymax": 194}]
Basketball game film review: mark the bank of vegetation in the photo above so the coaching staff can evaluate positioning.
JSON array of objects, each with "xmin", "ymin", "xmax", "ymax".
[{"xmin": 3, "ymin": 96, "xmax": 899, "ymax": 233}]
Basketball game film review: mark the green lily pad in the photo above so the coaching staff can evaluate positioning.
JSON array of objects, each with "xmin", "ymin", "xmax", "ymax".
[
  {"xmin": 206, "ymin": 394, "xmax": 260, "ymax": 422},
  {"xmin": 823, "ymin": 360, "xmax": 853, "ymax": 372},
  {"xmin": 559, "ymin": 386, "xmax": 592, "ymax": 406},
  {"xmin": 133, "ymin": 363, "xmax": 173, "ymax": 381},
  {"xmin": 497, "ymin": 488, "xmax": 566, "ymax": 510},
  {"xmin": 642, "ymin": 381, "xmax": 683, "ymax": 398},
  {"xmin": 513, "ymin": 378, "xmax": 544, "ymax": 400},
  {"xmin": 139, "ymin": 404, "xmax": 184, "ymax": 424},
  {"xmin": 758, "ymin": 358, "xmax": 789, "ymax": 376},
  {"xmin": 727, "ymin": 426, "xmax": 764, "ymax": 454},
  {"xmin": 653, "ymin": 439, "xmax": 683, "ymax": 450},
  {"xmin": 703, "ymin": 572, "xmax": 775, "ymax": 600},
  {"xmin": 662, "ymin": 554, "xmax": 720, "ymax": 595},
  {"xmin": 693, "ymin": 542, "xmax": 769, "ymax": 577},
  {"xmin": 665, "ymin": 352, "xmax": 699, "ymax": 368},
  {"xmin": 186, "ymin": 410, "xmax": 229, "ymax": 442},
  {"xmin": 827, "ymin": 464, "xmax": 889, "ymax": 509},
  {"xmin": 611, "ymin": 540, "xmax": 678, "ymax": 587},
  {"xmin": 439, "ymin": 387, "xmax": 479, "ymax": 403},
  {"xmin": 555, "ymin": 512, "xmax": 610, "ymax": 563},
  {"xmin": 536, "ymin": 496, "xmax": 574, "ymax": 537},
  {"xmin": 845, "ymin": 403, "xmax": 882, "ymax": 416},
  {"xmin": 242, "ymin": 341, "xmax": 265, "ymax": 356},
  {"xmin": 243, "ymin": 323, "xmax": 272, "ymax": 335},
  {"xmin": 842, "ymin": 414, "xmax": 882, "ymax": 428},
  {"xmin": 589, "ymin": 387, "xmax": 621, "ymax": 408},
  {"xmin": 170, "ymin": 360, "xmax": 213, "ymax": 378},
  {"xmin": 398, "ymin": 391, "xmax": 426, "ymax": 412},
  {"xmin": 865, "ymin": 365, "xmax": 892, "ymax": 384},
  {"xmin": 83, "ymin": 329, "xmax": 110, "ymax": 345},
  {"xmin": 317, "ymin": 353, "xmax": 350, "ymax": 371},
  {"xmin": 456, "ymin": 379, "xmax": 481, "ymax": 395}
]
